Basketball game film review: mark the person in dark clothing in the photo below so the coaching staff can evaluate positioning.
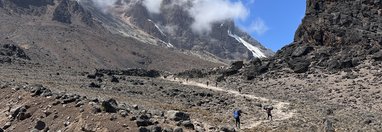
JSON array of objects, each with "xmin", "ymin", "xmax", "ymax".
[
  {"xmin": 265, "ymin": 107, "xmax": 273, "ymax": 120},
  {"xmin": 206, "ymin": 81, "xmax": 209, "ymax": 86},
  {"xmin": 233, "ymin": 110, "xmax": 242, "ymax": 129}
]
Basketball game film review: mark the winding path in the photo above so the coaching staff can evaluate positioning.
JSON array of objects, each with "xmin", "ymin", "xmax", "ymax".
[{"xmin": 162, "ymin": 76, "xmax": 295, "ymax": 130}]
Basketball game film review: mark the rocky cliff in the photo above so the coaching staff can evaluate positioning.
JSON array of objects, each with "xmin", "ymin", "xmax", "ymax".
[{"xmin": 259, "ymin": 0, "xmax": 382, "ymax": 74}]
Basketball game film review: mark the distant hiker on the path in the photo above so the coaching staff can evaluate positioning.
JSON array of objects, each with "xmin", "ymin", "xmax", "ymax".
[
  {"xmin": 206, "ymin": 81, "xmax": 209, "ymax": 86},
  {"xmin": 233, "ymin": 109, "xmax": 242, "ymax": 129},
  {"xmin": 215, "ymin": 82, "xmax": 218, "ymax": 87},
  {"xmin": 264, "ymin": 106, "xmax": 273, "ymax": 120}
]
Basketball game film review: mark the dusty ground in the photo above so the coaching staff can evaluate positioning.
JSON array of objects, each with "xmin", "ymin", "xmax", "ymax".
[{"xmin": 0, "ymin": 58, "xmax": 382, "ymax": 132}]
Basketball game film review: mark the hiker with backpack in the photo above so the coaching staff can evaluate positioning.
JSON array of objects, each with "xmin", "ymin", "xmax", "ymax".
[
  {"xmin": 233, "ymin": 109, "xmax": 242, "ymax": 129},
  {"xmin": 264, "ymin": 105, "xmax": 273, "ymax": 120}
]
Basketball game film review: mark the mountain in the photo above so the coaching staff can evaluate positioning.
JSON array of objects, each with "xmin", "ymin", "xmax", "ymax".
[
  {"xmin": 0, "ymin": 0, "xmax": 230, "ymax": 72},
  {"xmin": 78, "ymin": 0, "xmax": 274, "ymax": 62}
]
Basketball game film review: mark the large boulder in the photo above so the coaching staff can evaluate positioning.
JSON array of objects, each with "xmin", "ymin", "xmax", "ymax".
[
  {"xmin": 10, "ymin": 105, "xmax": 31, "ymax": 120},
  {"xmin": 165, "ymin": 110, "xmax": 190, "ymax": 121},
  {"xmin": 287, "ymin": 58, "xmax": 310, "ymax": 73},
  {"xmin": 372, "ymin": 51, "xmax": 382, "ymax": 61},
  {"xmin": 292, "ymin": 45, "xmax": 314, "ymax": 57},
  {"xmin": 101, "ymin": 99, "xmax": 119, "ymax": 113}
]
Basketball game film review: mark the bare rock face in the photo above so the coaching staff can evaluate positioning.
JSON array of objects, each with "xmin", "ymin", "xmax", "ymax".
[
  {"xmin": 0, "ymin": 0, "xmax": 54, "ymax": 16},
  {"xmin": 52, "ymin": 0, "xmax": 93, "ymax": 25},
  {"xmin": 268, "ymin": 0, "xmax": 382, "ymax": 73}
]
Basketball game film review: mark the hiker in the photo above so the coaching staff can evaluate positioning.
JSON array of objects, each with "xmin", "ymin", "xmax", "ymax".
[
  {"xmin": 206, "ymin": 81, "xmax": 209, "ymax": 86},
  {"xmin": 215, "ymin": 82, "xmax": 218, "ymax": 87},
  {"xmin": 233, "ymin": 110, "xmax": 242, "ymax": 129},
  {"xmin": 264, "ymin": 106, "xmax": 273, "ymax": 120}
]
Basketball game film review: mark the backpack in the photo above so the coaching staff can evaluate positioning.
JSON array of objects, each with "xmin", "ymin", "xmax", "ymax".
[{"xmin": 233, "ymin": 110, "xmax": 240, "ymax": 118}]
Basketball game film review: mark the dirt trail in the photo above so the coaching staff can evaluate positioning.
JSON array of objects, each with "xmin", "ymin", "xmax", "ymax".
[{"xmin": 163, "ymin": 76, "xmax": 295, "ymax": 130}]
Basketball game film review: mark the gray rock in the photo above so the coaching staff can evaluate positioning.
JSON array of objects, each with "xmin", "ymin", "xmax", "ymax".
[
  {"xmin": 181, "ymin": 120, "xmax": 194, "ymax": 130},
  {"xmin": 119, "ymin": 110, "xmax": 128, "ymax": 117},
  {"xmin": 173, "ymin": 127, "xmax": 183, "ymax": 132},
  {"xmin": 136, "ymin": 118, "xmax": 153, "ymax": 127},
  {"xmin": 101, "ymin": 99, "xmax": 118, "ymax": 113},
  {"xmin": 148, "ymin": 125, "xmax": 162, "ymax": 132},
  {"xmin": 34, "ymin": 121, "xmax": 46, "ymax": 130},
  {"xmin": 3, "ymin": 122, "xmax": 11, "ymax": 130},
  {"xmin": 219, "ymin": 126, "xmax": 235, "ymax": 132},
  {"xmin": 165, "ymin": 110, "xmax": 190, "ymax": 121},
  {"xmin": 81, "ymin": 123, "xmax": 97, "ymax": 132},
  {"xmin": 162, "ymin": 127, "xmax": 173, "ymax": 132},
  {"xmin": 138, "ymin": 127, "xmax": 150, "ymax": 132}
]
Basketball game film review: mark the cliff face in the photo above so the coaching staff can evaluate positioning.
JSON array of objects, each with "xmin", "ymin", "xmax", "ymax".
[
  {"xmin": 295, "ymin": 0, "xmax": 382, "ymax": 46},
  {"xmin": 269, "ymin": 0, "xmax": 382, "ymax": 73}
]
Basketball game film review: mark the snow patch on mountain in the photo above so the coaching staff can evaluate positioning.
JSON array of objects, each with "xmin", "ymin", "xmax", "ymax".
[
  {"xmin": 148, "ymin": 19, "xmax": 166, "ymax": 36},
  {"xmin": 228, "ymin": 30, "xmax": 266, "ymax": 58}
]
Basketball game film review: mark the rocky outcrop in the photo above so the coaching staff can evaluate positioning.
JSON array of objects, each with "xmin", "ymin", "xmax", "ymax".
[
  {"xmin": 256, "ymin": 0, "xmax": 382, "ymax": 73},
  {"xmin": 0, "ymin": 0, "xmax": 54, "ymax": 16},
  {"xmin": 52, "ymin": 0, "xmax": 93, "ymax": 25}
]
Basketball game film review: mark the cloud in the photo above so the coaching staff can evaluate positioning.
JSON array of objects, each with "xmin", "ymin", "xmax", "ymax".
[
  {"xmin": 82, "ymin": 0, "xmax": 117, "ymax": 13},
  {"xmin": 188, "ymin": 0, "xmax": 248, "ymax": 34},
  {"xmin": 249, "ymin": 18, "xmax": 269, "ymax": 35},
  {"xmin": 142, "ymin": 0, "xmax": 163, "ymax": 14}
]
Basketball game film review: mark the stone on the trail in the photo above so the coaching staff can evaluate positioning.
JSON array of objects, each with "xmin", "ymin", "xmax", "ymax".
[
  {"xmin": 87, "ymin": 74, "xmax": 96, "ymax": 79},
  {"xmin": 138, "ymin": 127, "xmax": 150, "ymax": 132},
  {"xmin": 89, "ymin": 82, "xmax": 100, "ymax": 88},
  {"xmin": 165, "ymin": 110, "xmax": 190, "ymax": 121},
  {"xmin": 101, "ymin": 99, "xmax": 118, "ymax": 113},
  {"xmin": 181, "ymin": 120, "xmax": 194, "ymax": 130},
  {"xmin": 34, "ymin": 121, "xmax": 46, "ymax": 130},
  {"xmin": 119, "ymin": 110, "xmax": 128, "ymax": 117},
  {"xmin": 111, "ymin": 76, "xmax": 119, "ymax": 83},
  {"xmin": 10, "ymin": 105, "xmax": 31, "ymax": 120},
  {"xmin": 30, "ymin": 84, "xmax": 52, "ymax": 97},
  {"xmin": 81, "ymin": 123, "xmax": 97, "ymax": 132},
  {"xmin": 148, "ymin": 125, "xmax": 162, "ymax": 132},
  {"xmin": 173, "ymin": 127, "xmax": 183, "ymax": 132},
  {"xmin": 219, "ymin": 126, "xmax": 235, "ymax": 132},
  {"xmin": 136, "ymin": 118, "xmax": 153, "ymax": 127},
  {"xmin": 110, "ymin": 114, "xmax": 117, "ymax": 121},
  {"xmin": 162, "ymin": 127, "xmax": 173, "ymax": 132},
  {"xmin": 3, "ymin": 122, "xmax": 11, "ymax": 130}
]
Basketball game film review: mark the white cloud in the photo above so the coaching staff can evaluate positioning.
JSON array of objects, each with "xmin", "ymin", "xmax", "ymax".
[
  {"xmin": 142, "ymin": 0, "xmax": 163, "ymax": 14},
  {"xmin": 90, "ymin": 0, "xmax": 117, "ymax": 13},
  {"xmin": 188, "ymin": 0, "xmax": 249, "ymax": 34},
  {"xmin": 249, "ymin": 18, "xmax": 269, "ymax": 35}
]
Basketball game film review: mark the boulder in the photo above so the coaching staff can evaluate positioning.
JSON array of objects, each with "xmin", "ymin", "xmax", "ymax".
[
  {"xmin": 181, "ymin": 120, "xmax": 194, "ymax": 130},
  {"xmin": 3, "ymin": 122, "xmax": 11, "ymax": 130},
  {"xmin": 219, "ymin": 126, "xmax": 235, "ymax": 132},
  {"xmin": 136, "ymin": 118, "xmax": 153, "ymax": 127},
  {"xmin": 287, "ymin": 58, "xmax": 310, "ymax": 73},
  {"xmin": 173, "ymin": 127, "xmax": 183, "ymax": 132},
  {"xmin": 372, "ymin": 51, "xmax": 382, "ymax": 61},
  {"xmin": 101, "ymin": 99, "xmax": 118, "ymax": 113},
  {"xmin": 138, "ymin": 127, "xmax": 150, "ymax": 132},
  {"xmin": 165, "ymin": 110, "xmax": 190, "ymax": 121},
  {"xmin": 111, "ymin": 76, "xmax": 119, "ymax": 83},
  {"xmin": 230, "ymin": 61, "xmax": 244, "ymax": 70},
  {"xmin": 148, "ymin": 125, "xmax": 162, "ymax": 132},
  {"xmin": 292, "ymin": 45, "xmax": 314, "ymax": 57},
  {"xmin": 89, "ymin": 82, "xmax": 100, "ymax": 88},
  {"xmin": 10, "ymin": 105, "xmax": 31, "ymax": 120},
  {"xmin": 34, "ymin": 121, "xmax": 46, "ymax": 130}
]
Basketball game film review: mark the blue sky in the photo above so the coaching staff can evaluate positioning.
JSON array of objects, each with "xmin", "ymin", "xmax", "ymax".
[{"xmin": 237, "ymin": 0, "xmax": 306, "ymax": 52}]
